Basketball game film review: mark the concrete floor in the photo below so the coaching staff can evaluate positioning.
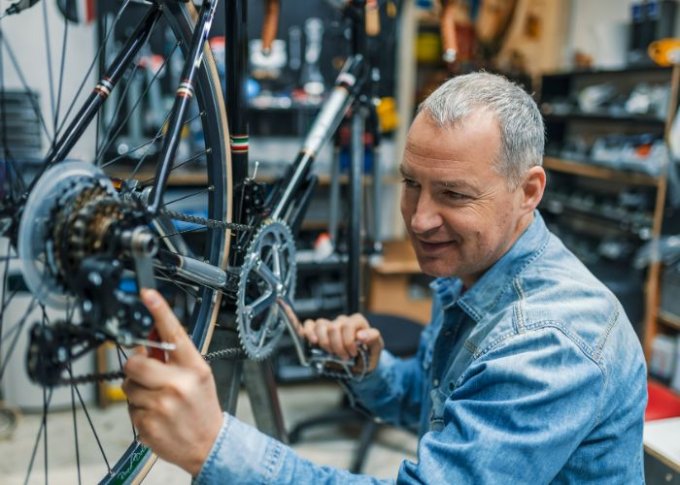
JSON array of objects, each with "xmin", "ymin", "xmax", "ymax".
[{"xmin": 0, "ymin": 382, "xmax": 417, "ymax": 484}]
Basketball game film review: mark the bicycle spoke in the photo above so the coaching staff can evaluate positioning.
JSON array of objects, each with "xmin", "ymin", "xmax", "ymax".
[
  {"xmin": 96, "ymin": 42, "xmax": 179, "ymax": 161},
  {"xmin": 110, "ymin": 110, "xmax": 172, "ymax": 176},
  {"xmin": 163, "ymin": 186, "xmax": 214, "ymax": 207},
  {"xmin": 155, "ymin": 268, "xmax": 201, "ymax": 300},
  {"xmin": 68, "ymin": 367, "xmax": 83, "ymax": 485},
  {"xmin": 95, "ymin": 61, "xmax": 143, "ymax": 157},
  {"xmin": 24, "ymin": 387, "xmax": 54, "ymax": 485},
  {"xmin": 0, "ymin": 242, "xmax": 12, "ymax": 342},
  {"xmin": 139, "ymin": 147, "xmax": 209, "ymax": 186},
  {"xmin": 54, "ymin": 0, "xmax": 134, "ymax": 139},
  {"xmin": 116, "ymin": 111, "xmax": 201, "ymax": 178},
  {"xmin": 41, "ymin": 308, "xmax": 49, "ymax": 485},
  {"xmin": 0, "ymin": 297, "xmax": 37, "ymax": 380},
  {"xmin": 0, "ymin": 286, "xmax": 21, "ymax": 320},
  {"xmin": 99, "ymin": 111, "xmax": 194, "ymax": 170},
  {"xmin": 100, "ymin": 138, "xmax": 156, "ymax": 169},
  {"xmin": 0, "ymin": 29, "xmax": 53, "ymax": 140},
  {"xmin": 54, "ymin": 14, "xmax": 69, "ymax": 135},
  {"xmin": 41, "ymin": 0, "xmax": 57, "ymax": 135},
  {"xmin": 115, "ymin": 344, "xmax": 137, "ymax": 439},
  {"xmin": 74, "ymin": 382, "xmax": 111, "ymax": 473}
]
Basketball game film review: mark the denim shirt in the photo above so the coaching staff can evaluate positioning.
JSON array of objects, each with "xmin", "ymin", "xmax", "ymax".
[{"xmin": 195, "ymin": 212, "xmax": 647, "ymax": 484}]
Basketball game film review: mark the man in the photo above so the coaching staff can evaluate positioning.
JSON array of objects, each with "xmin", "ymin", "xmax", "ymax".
[{"xmin": 123, "ymin": 72, "xmax": 647, "ymax": 483}]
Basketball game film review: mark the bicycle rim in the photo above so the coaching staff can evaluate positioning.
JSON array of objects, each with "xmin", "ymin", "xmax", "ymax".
[{"xmin": 0, "ymin": 0, "xmax": 231, "ymax": 483}]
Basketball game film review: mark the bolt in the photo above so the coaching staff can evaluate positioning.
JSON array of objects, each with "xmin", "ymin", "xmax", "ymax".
[
  {"xmin": 88, "ymin": 272, "xmax": 102, "ymax": 287},
  {"xmin": 82, "ymin": 300, "xmax": 93, "ymax": 312}
]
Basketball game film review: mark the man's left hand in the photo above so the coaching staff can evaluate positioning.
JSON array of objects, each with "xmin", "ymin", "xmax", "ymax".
[{"xmin": 122, "ymin": 289, "xmax": 224, "ymax": 477}]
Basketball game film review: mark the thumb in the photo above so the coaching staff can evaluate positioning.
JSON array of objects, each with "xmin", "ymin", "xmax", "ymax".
[
  {"xmin": 140, "ymin": 289, "xmax": 201, "ymax": 366},
  {"xmin": 356, "ymin": 328, "xmax": 383, "ymax": 371}
]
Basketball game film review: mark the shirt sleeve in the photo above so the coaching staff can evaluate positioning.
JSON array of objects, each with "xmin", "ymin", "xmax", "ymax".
[
  {"xmin": 193, "ymin": 412, "xmax": 395, "ymax": 484},
  {"xmin": 348, "ymin": 319, "xmax": 437, "ymax": 430},
  {"xmin": 398, "ymin": 326, "xmax": 606, "ymax": 484}
]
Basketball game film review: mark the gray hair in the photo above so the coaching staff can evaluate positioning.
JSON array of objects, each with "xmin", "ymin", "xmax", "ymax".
[{"xmin": 418, "ymin": 72, "xmax": 545, "ymax": 188}]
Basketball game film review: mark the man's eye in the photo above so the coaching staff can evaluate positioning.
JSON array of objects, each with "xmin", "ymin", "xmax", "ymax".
[
  {"xmin": 401, "ymin": 178, "xmax": 419, "ymax": 188},
  {"xmin": 443, "ymin": 191, "xmax": 469, "ymax": 200}
]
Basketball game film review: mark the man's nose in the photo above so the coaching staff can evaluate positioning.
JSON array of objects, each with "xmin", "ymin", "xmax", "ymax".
[{"xmin": 410, "ymin": 193, "xmax": 443, "ymax": 234}]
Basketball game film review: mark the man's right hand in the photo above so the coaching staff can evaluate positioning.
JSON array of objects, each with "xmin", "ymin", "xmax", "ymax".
[{"xmin": 299, "ymin": 314, "xmax": 384, "ymax": 373}]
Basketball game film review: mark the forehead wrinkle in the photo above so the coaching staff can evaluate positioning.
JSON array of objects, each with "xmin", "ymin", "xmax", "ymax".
[{"xmin": 404, "ymin": 141, "xmax": 453, "ymax": 161}]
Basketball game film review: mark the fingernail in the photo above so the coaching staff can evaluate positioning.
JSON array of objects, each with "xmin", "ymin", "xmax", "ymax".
[
  {"xmin": 141, "ymin": 289, "xmax": 161, "ymax": 307},
  {"xmin": 357, "ymin": 330, "xmax": 367, "ymax": 340}
]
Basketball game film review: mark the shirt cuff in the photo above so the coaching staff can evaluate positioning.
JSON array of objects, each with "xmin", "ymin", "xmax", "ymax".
[
  {"xmin": 193, "ymin": 412, "xmax": 285, "ymax": 484},
  {"xmin": 349, "ymin": 351, "xmax": 396, "ymax": 398}
]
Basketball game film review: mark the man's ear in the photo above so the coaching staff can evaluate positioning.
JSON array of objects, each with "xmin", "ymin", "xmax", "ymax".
[{"xmin": 519, "ymin": 166, "xmax": 546, "ymax": 212}]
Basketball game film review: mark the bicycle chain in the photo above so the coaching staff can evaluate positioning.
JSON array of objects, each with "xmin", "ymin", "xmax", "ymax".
[
  {"xmin": 53, "ymin": 346, "xmax": 250, "ymax": 387},
  {"xmin": 158, "ymin": 208, "xmax": 252, "ymax": 233},
  {"xmin": 122, "ymin": 190, "xmax": 253, "ymax": 232},
  {"xmin": 53, "ymin": 344, "xmax": 365, "ymax": 387}
]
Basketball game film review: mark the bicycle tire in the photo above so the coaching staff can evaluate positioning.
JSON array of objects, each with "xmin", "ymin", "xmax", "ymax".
[{"xmin": 0, "ymin": 1, "xmax": 231, "ymax": 483}]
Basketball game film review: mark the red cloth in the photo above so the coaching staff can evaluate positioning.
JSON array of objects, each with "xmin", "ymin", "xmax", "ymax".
[{"xmin": 645, "ymin": 379, "xmax": 680, "ymax": 421}]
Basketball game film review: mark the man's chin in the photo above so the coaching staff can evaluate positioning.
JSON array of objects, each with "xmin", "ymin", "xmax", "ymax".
[{"xmin": 414, "ymin": 255, "xmax": 457, "ymax": 278}]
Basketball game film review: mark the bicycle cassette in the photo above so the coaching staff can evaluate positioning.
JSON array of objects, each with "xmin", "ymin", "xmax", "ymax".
[{"xmin": 236, "ymin": 219, "xmax": 296, "ymax": 360}]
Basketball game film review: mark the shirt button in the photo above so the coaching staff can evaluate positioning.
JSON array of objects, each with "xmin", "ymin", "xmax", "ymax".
[{"xmin": 433, "ymin": 379, "xmax": 439, "ymax": 387}]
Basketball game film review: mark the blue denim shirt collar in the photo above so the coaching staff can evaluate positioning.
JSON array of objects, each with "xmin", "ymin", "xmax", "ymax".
[{"xmin": 430, "ymin": 211, "xmax": 551, "ymax": 323}]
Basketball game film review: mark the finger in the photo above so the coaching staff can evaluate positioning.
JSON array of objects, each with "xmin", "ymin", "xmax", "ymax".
[
  {"xmin": 302, "ymin": 320, "xmax": 318, "ymax": 344},
  {"xmin": 342, "ymin": 315, "xmax": 369, "ymax": 357},
  {"xmin": 140, "ymin": 289, "xmax": 201, "ymax": 367},
  {"xmin": 356, "ymin": 327, "xmax": 383, "ymax": 349},
  {"xmin": 340, "ymin": 322, "xmax": 359, "ymax": 358},
  {"xmin": 124, "ymin": 353, "xmax": 180, "ymax": 390},
  {"xmin": 122, "ymin": 379, "xmax": 157, "ymax": 410},
  {"xmin": 327, "ymin": 318, "xmax": 350, "ymax": 360},
  {"xmin": 356, "ymin": 327, "xmax": 384, "ymax": 370},
  {"xmin": 314, "ymin": 319, "xmax": 332, "ymax": 351}
]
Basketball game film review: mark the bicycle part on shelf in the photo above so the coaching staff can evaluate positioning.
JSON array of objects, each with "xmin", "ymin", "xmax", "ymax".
[
  {"xmin": 301, "ymin": 17, "xmax": 326, "ymax": 96},
  {"xmin": 275, "ymin": 296, "xmax": 369, "ymax": 382},
  {"xmin": 236, "ymin": 219, "xmax": 296, "ymax": 360}
]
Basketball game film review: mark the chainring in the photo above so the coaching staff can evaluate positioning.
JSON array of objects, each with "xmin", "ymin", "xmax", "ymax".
[{"xmin": 236, "ymin": 219, "xmax": 296, "ymax": 360}]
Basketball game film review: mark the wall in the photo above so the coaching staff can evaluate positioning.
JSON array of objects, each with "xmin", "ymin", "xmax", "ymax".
[
  {"xmin": 567, "ymin": 0, "xmax": 637, "ymax": 69},
  {"xmin": 1, "ymin": 3, "xmax": 97, "ymax": 159}
]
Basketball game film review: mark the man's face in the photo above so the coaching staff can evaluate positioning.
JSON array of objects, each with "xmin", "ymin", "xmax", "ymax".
[{"xmin": 400, "ymin": 111, "xmax": 531, "ymax": 287}]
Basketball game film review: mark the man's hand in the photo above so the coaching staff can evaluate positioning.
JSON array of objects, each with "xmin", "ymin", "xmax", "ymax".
[
  {"xmin": 122, "ymin": 289, "xmax": 223, "ymax": 477},
  {"xmin": 300, "ymin": 314, "xmax": 384, "ymax": 373}
]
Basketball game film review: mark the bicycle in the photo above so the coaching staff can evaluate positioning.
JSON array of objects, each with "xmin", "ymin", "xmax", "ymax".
[{"xmin": 0, "ymin": 0, "xmax": 409, "ymax": 482}]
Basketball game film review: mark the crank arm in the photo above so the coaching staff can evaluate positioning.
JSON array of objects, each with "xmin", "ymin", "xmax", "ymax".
[{"xmin": 276, "ymin": 296, "xmax": 368, "ymax": 381}]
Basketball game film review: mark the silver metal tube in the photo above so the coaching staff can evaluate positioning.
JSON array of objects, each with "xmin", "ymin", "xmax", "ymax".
[{"xmin": 174, "ymin": 255, "xmax": 227, "ymax": 288}]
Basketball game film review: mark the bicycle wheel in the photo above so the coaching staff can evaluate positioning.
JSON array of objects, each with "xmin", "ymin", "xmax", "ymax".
[{"xmin": 0, "ymin": 0, "xmax": 231, "ymax": 483}]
